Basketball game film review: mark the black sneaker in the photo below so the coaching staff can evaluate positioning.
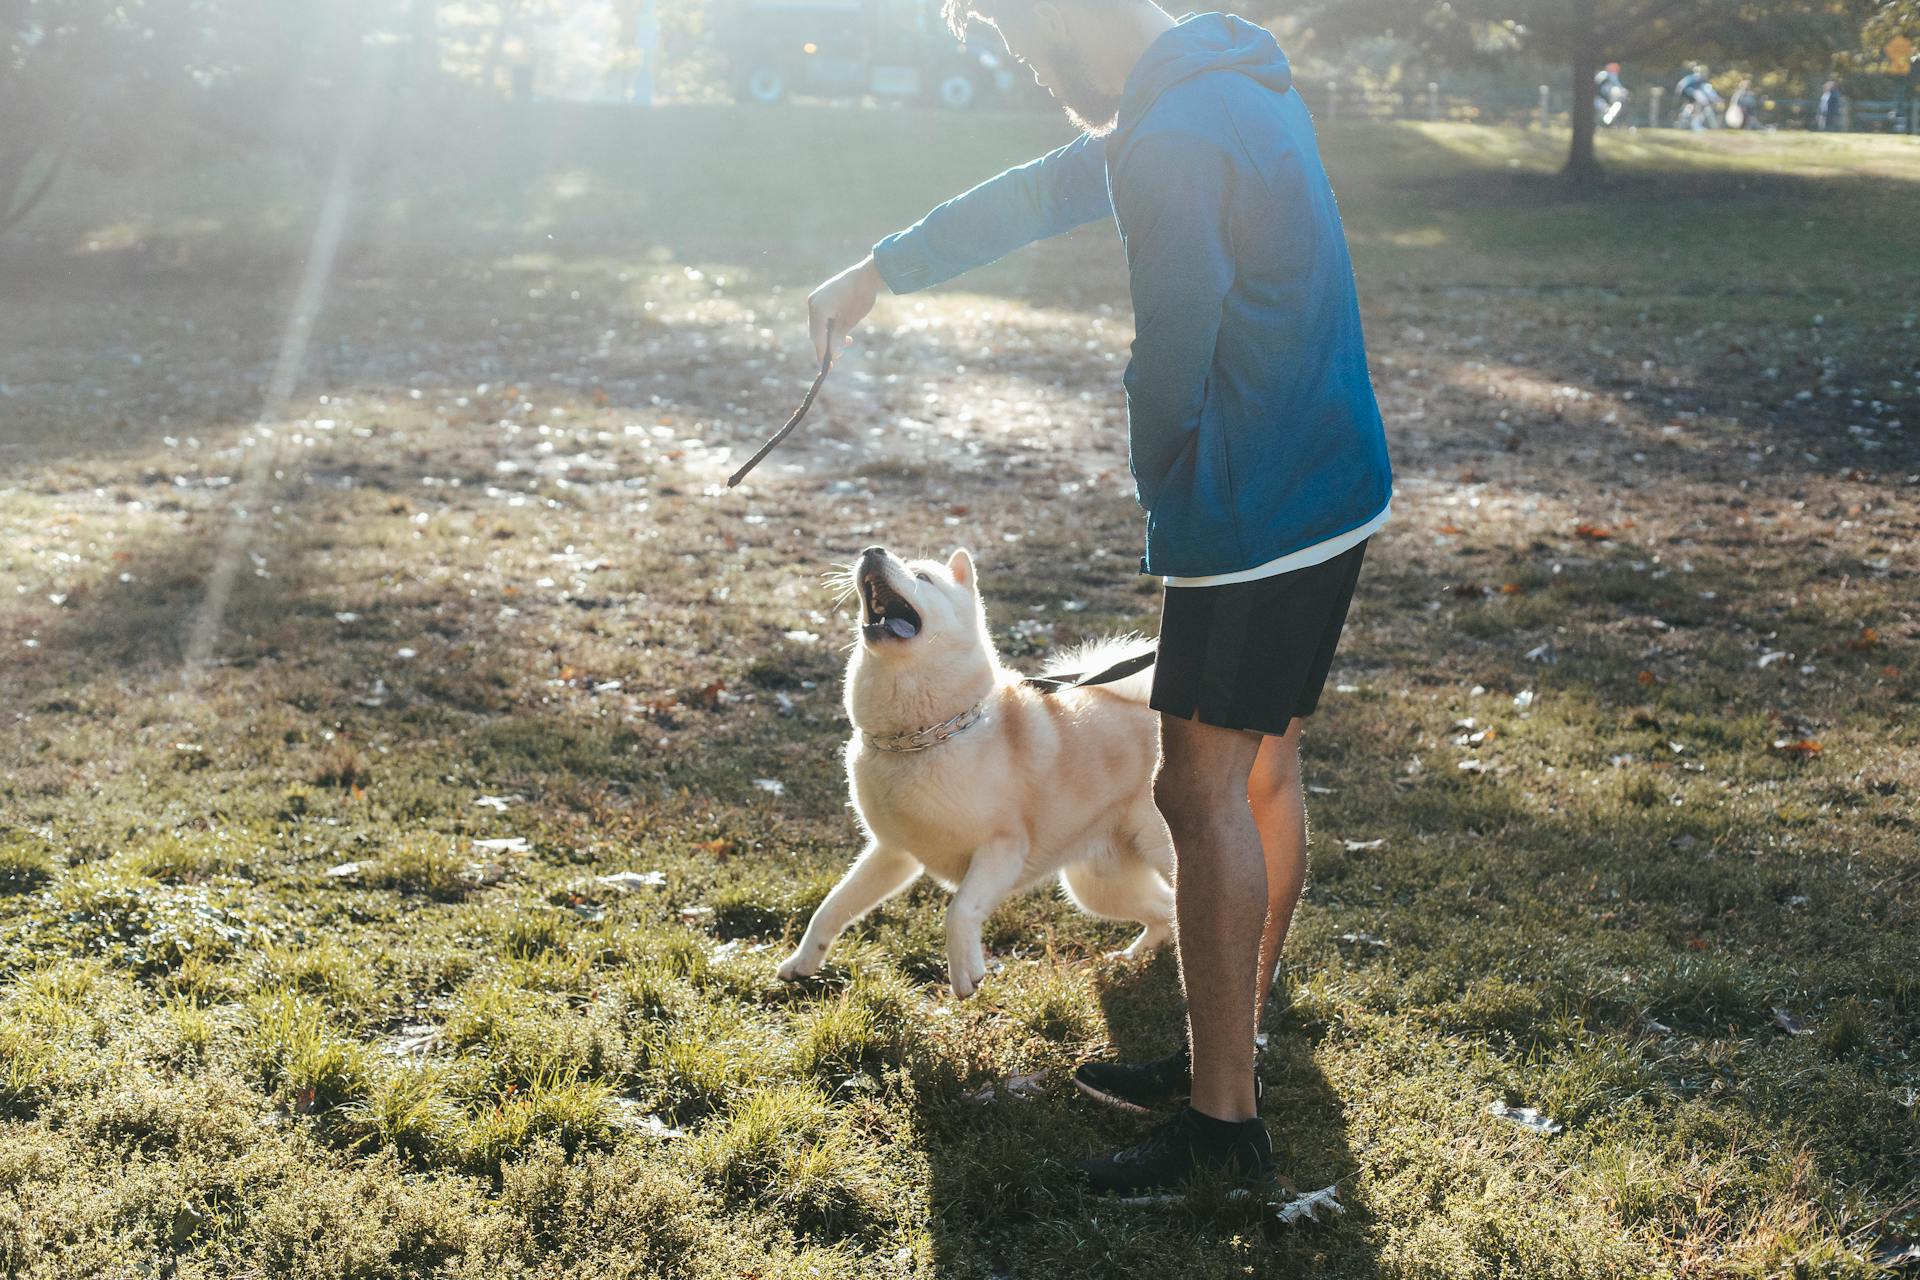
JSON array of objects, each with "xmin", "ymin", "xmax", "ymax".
[
  {"xmin": 1073, "ymin": 1042, "xmax": 1263, "ymax": 1115},
  {"xmin": 1078, "ymin": 1106, "xmax": 1276, "ymax": 1202},
  {"xmin": 1072, "ymin": 1043, "xmax": 1191, "ymax": 1114}
]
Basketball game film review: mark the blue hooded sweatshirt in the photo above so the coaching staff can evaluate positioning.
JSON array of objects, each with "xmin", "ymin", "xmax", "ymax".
[{"xmin": 871, "ymin": 12, "xmax": 1393, "ymax": 579}]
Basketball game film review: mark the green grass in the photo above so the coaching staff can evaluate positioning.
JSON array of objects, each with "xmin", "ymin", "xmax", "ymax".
[{"xmin": 0, "ymin": 102, "xmax": 1914, "ymax": 1277}]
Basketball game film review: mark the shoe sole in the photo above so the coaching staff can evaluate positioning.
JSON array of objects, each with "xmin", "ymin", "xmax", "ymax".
[{"xmin": 1071, "ymin": 1075, "xmax": 1175, "ymax": 1116}]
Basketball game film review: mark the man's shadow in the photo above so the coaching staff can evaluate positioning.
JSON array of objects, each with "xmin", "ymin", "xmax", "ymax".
[{"xmin": 908, "ymin": 944, "xmax": 1379, "ymax": 1278}]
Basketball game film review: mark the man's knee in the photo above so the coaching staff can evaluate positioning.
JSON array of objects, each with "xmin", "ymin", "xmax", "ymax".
[
  {"xmin": 1153, "ymin": 769, "xmax": 1243, "ymax": 837},
  {"xmin": 1154, "ymin": 715, "xmax": 1263, "ymax": 835}
]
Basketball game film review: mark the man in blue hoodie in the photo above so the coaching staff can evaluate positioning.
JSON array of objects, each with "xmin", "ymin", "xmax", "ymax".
[{"xmin": 807, "ymin": 0, "xmax": 1392, "ymax": 1196}]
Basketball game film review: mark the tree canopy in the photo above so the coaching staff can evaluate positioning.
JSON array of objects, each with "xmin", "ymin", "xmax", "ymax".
[{"xmin": 1303, "ymin": 0, "xmax": 1884, "ymax": 177}]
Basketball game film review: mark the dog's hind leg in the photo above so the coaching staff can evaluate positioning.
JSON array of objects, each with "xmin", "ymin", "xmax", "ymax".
[
  {"xmin": 1059, "ymin": 849, "xmax": 1175, "ymax": 961},
  {"xmin": 778, "ymin": 842, "xmax": 920, "ymax": 981}
]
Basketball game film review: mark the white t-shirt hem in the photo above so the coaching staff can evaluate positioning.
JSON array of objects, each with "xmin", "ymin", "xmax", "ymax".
[{"xmin": 1162, "ymin": 502, "xmax": 1390, "ymax": 588}]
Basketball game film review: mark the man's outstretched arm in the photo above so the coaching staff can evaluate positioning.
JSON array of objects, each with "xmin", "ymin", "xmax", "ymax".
[
  {"xmin": 871, "ymin": 130, "xmax": 1113, "ymax": 292},
  {"xmin": 809, "ymin": 132, "xmax": 1113, "ymax": 362}
]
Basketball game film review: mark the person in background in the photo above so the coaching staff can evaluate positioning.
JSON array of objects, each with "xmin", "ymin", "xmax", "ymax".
[
  {"xmin": 1816, "ymin": 79, "xmax": 1844, "ymax": 131},
  {"xmin": 1594, "ymin": 61, "xmax": 1629, "ymax": 126},
  {"xmin": 1675, "ymin": 64, "xmax": 1716, "ymax": 129},
  {"xmin": 1727, "ymin": 78, "xmax": 1758, "ymax": 129}
]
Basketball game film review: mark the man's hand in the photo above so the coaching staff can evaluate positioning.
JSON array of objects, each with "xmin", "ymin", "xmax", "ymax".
[{"xmin": 808, "ymin": 256, "xmax": 884, "ymax": 366}]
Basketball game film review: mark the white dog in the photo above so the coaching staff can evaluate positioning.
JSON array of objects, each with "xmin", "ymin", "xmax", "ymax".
[{"xmin": 777, "ymin": 546, "xmax": 1174, "ymax": 998}]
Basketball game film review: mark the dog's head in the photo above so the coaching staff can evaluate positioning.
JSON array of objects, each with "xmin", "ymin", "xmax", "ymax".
[{"xmin": 847, "ymin": 545, "xmax": 983, "ymax": 659}]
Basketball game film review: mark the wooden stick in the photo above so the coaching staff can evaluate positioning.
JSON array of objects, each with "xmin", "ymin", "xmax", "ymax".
[{"xmin": 726, "ymin": 322, "xmax": 836, "ymax": 488}]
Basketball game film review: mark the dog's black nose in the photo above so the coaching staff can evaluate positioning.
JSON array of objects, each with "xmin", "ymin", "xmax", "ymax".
[{"xmin": 860, "ymin": 545, "xmax": 886, "ymax": 560}]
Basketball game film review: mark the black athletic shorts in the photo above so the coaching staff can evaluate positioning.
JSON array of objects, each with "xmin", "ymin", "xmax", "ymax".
[{"xmin": 1148, "ymin": 539, "xmax": 1368, "ymax": 737}]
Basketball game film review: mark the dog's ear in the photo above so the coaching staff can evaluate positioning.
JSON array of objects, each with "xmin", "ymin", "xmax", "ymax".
[{"xmin": 946, "ymin": 548, "xmax": 975, "ymax": 589}]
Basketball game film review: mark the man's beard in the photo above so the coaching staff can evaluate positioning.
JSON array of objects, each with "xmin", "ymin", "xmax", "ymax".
[{"xmin": 1044, "ymin": 40, "xmax": 1121, "ymax": 136}]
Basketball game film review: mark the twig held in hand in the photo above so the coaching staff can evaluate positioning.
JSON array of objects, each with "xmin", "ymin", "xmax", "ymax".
[{"xmin": 727, "ymin": 322, "xmax": 836, "ymax": 488}]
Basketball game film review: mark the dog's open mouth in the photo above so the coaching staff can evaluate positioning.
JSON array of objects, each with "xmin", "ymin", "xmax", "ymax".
[{"xmin": 861, "ymin": 572, "xmax": 922, "ymax": 642}]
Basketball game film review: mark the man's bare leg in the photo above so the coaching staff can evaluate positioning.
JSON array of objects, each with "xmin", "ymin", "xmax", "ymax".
[
  {"xmin": 1249, "ymin": 721, "xmax": 1308, "ymax": 1029},
  {"xmin": 1154, "ymin": 713, "xmax": 1266, "ymax": 1123}
]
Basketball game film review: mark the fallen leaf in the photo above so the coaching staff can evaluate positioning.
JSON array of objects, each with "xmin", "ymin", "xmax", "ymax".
[
  {"xmin": 381, "ymin": 1024, "xmax": 441, "ymax": 1059},
  {"xmin": 1488, "ymin": 1100, "xmax": 1562, "ymax": 1135},
  {"xmin": 1273, "ymin": 1184, "xmax": 1345, "ymax": 1227},
  {"xmin": 1772, "ymin": 1007, "xmax": 1812, "ymax": 1036},
  {"xmin": 611, "ymin": 1099, "xmax": 684, "ymax": 1138},
  {"xmin": 1004, "ymin": 1071, "xmax": 1047, "ymax": 1098},
  {"xmin": 595, "ymin": 870, "xmax": 667, "ymax": 892},
  {"xmin": 963, "ymin": 1071, "xmax": 1048, "ymax": 1104},
  {"xmin": 1771, "ymin": 739, "xmax": 1821, "ymax": 755},
  {"xmin": 1573, "ymin": 523, "xmax": 1612, "ymax": 541}
]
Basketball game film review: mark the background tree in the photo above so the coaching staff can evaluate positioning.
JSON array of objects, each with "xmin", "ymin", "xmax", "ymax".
[
  {"xmin": 1305, "ymin": 0, "xmax": 1880, "ymax": 181},
  {"xmin": 1, "ymin": 0, "xmax": 428, "ymax": 239},
  {"xmin": 1, "ymin": 1, "xmax": 163, "ymax": 235},
  {"xmin": 1863, "ymin": 0, "xmax": 1919, "ymax": 44}
]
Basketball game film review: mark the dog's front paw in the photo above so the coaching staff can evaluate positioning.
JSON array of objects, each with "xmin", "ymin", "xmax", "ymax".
[
  {"xmin": 777, "ymin": 941, "xmax": 826, "ymax": 981},
  {"xmin": 947, "ymin": 936, "xmax": 988, "ymax": 999}
]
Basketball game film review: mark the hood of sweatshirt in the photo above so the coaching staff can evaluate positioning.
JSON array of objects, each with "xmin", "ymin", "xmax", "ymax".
[{"xmin": 1114, "ymin": 11, "xmax": 1294, "ymax": 136}]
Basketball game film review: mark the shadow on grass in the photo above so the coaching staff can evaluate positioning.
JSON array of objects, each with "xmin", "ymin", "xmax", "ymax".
[{"xmin": 897, "ymin": 942, "xmax": 1380, "ymax": 1278}]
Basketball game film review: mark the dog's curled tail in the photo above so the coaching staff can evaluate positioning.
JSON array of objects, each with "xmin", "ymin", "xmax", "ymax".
[{"xmin": 1034, "ymin": 634, "xmax": 1156, "ymax": 704}]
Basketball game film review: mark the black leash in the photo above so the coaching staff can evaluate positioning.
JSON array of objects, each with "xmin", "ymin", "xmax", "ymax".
[
  {"xmin": 733, "ymin": 325, "xmax": 1152, "ymax": 694},
  {"xmin": 727, "ymin": 322, "xmax": 836, "ymax": 488},
  {"xmin": 1023, "ymin": 645, "xmax": 1157, "ymax": 695}
]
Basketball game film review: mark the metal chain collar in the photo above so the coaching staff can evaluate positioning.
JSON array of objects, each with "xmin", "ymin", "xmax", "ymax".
[{"xmin": 861, "ymin": 699, "xmax": 989, "ymax": 754}]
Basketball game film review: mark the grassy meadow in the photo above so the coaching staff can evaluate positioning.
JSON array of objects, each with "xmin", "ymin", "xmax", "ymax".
[{"xmin": 0, "ymin": 107, "xmax": 1916, "ymax": 1277}]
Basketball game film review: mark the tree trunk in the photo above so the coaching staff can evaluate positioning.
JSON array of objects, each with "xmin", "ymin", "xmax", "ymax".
[
  {"xmin": 409, "ymin": 0, "xmax": 440, "ymax": 86},
  {"xmin": 1561, "ymin": 0, "xmax": 1602, "ymax": 182},
  {"xmin": 0, "ymin": 146, "xmax": 66, "ymax": 238}
]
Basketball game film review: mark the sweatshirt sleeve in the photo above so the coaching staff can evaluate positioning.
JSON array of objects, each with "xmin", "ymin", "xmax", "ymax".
[
  {"xmin": 1112, "ymin": 133, "xmax": 1237, "ymax": 512},
  {"xmin": 870, "ymin": 131, "xmax": 1113, "ymax": 295}
]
